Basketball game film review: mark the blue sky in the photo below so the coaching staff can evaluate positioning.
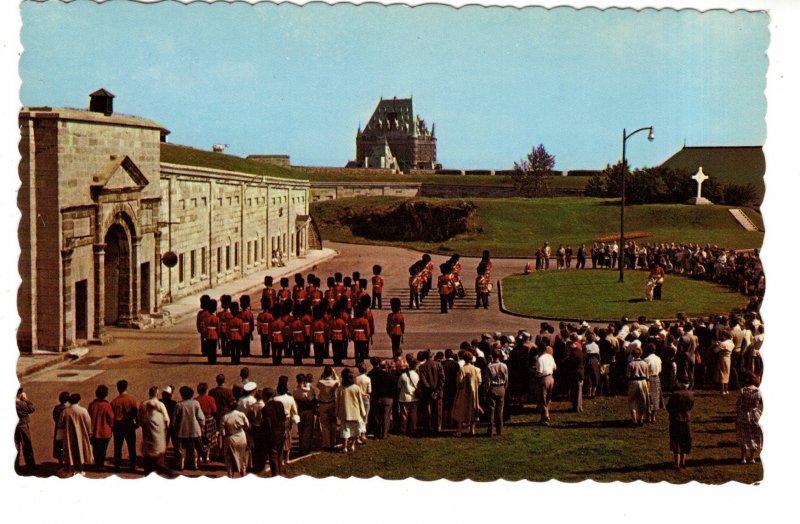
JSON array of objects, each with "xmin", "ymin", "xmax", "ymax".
[{"xmin": 19, "ymin": 1, "xmax": 768, "ymax": 170}]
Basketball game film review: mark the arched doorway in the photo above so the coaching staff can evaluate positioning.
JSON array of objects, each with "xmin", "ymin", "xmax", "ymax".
[{"xmin": 104, "ymin": 223, "xmax": 131, "ymax": 325}]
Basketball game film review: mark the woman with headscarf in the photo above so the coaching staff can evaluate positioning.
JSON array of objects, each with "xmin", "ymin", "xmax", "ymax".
[{"xmin": 452, "ymin": 353, "xmax": 482, "ymax": 436}]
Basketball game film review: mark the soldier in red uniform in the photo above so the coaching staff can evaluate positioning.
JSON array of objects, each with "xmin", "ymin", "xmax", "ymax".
[
  {"xmin": 277, "ymin": 277, "xmax": 291, "ymax": 305},
  {"xmin": 352, "ymin": 272, "xmax": 362, "ymax": 299},
  {"xmin": 201, "ymin": 299, "xmax": 220, "ymax": 365},
  {"xmin": 262, "ymin": 276, "xmax": 277, "ymax": 311},
  {"xmin": 197, "ymin": 295, "xmax": 211, "ymax": 356},
  {"xmin": 475, "ymin": 262, "xmax": 490, "ymax": 309},
  {"xmin": 307, "ymin": 276, "xmax": 323, "ymax": 310},
  {"xmin": 334, "ymin": 272, "xmax": 345, "ymax": 302},
  {"xmin": 330, "ymin": 305, "xmax": 349, "ymax": 366},
  {"xmin": 482, "ymin": 250, "xmax": 493, "ymax": 278},
  {"xmin": 218, "ymin": 295, "xmax": 233, "ymax": 357},
  {"xmin": 350, "ymin": 305, "xmax": 372, "ymax": 366},
  {"xmin": 228, "ymin": 302, "xmax": 244, "ymax": 365},
  {"xmin": 239, "ymin": 295, "xmax": 254, "ymax": 357},
  {"xmin": 311, "ymin": 307, "xmax": 329, "ymax": 365},
  {"xmin": 371, "ymin": 264, "xmax": 384, "ymax": 310},
  {"xmin": 292, "ymin": 273, "xmax": 307, "ymax": 303},
  {"xmin": 408, "ymin": 264, "xmax": 422, "ymax": 310},
  {"xmin": 341, "ymin": 277, "xmax": 354, "ymax": 309},
  {"xmin": 300, "ymin": 300, "xmax": 313, "ymax": 358},
  {"xmin": 438, "ymin": 263, "xmax": 453, "ymax": 314},
  {"xmin": 386, "ymin": 297, "xmax": 406, "ymax": 358},
  {"xmin": 421, "ymin": 254, "xmax": 434, "ymax": 299},
  {"xmin": 289, "ymin": 305, "xmax": 306, "ymax": 366},
  {"xmin": 325, "ymin": 276, "xmax": 337, "ymax": 310},
  {"xmin": 279, "ymin": 300, "xmax": 295, "ymax": 361},
  {"xmin": 268, "ymin": 307, "xmax": 287, "ymax": 366},
  {"xmin": 257, "ymin": 297, "xmax": 274, "ymax": 358}
]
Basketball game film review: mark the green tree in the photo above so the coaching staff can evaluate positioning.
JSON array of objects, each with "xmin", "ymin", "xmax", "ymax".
[{"xmin": 512, "ymin": 144, "xmax": 555, "ymax": 197}]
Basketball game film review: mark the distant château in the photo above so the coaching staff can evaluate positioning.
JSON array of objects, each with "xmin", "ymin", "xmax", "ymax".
[{"xmin": 350, "ymin": 97, "xmax": 440, "ymax": 171}]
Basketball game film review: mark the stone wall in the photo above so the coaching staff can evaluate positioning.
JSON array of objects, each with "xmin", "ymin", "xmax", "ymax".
[
  {"xmin": 160, "ymin": 163, "xmax": 310, "ymax": 303},
  {"xmin": 309, "ymin": 181, "xmax": 421, "ymax": 202}
]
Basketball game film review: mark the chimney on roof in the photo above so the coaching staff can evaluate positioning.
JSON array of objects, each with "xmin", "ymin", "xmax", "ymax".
[{"xmin": 89, "ymin": 88, "xmax": 115, "ymax": 116}]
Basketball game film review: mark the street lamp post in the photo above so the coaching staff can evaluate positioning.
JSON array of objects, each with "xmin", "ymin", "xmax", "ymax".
[{"xmin": 619, "ymin": 126, "xmax": 654, "ymax": 283}]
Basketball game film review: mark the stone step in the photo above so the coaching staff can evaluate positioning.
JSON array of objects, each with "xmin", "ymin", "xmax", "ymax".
[{"xmin": 729, "ymin": 208, "xmax": 761, "ymax": 232}]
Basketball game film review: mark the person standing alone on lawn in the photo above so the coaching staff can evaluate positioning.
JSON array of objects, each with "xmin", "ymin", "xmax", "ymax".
[{"xmin": 666, "ymin": 380, "xmax": 694, "ymax": 469}]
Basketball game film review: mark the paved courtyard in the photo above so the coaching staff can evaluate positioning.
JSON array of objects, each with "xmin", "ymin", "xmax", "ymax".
[{"xmin": 17, "ymin": 241, "xmax": 541, "ymax": 476}]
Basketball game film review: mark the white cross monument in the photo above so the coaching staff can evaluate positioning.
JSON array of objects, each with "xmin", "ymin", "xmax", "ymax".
[{"xmin": 687, "ymin": 166, "xmax": 713, "ymax": 205}]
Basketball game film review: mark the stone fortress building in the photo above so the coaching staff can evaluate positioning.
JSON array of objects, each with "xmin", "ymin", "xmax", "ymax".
[
  {"xmin": 19, "ymin": 89, "xmax": 312, "ymax": 352},
  {"xmin": 352, "ymin": 97, "xmax": 439, "ymax": 171}
]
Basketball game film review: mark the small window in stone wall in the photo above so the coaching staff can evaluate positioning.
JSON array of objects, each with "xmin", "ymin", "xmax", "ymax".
[
  {"xmin": 217, "ymin": 247, "xmax": 222, "ymax": 274},
  {"xmin": 190, "ymin": 250, "xmax": 196, "ymax": 279},
  {"xmin": 201, "ymin": 247, "xmax": 207, "ymax": 275},
  {"xmin": 227, "ymin": 197, "xmax": 232, "ymax": 206},
  {"xmin": 178, "ymin": 253, "xmax": 185, "ymax": 284},
  {"xmin": 234, "ymin": 242, "xmax": 239, "ymax": 267},
  {"xmin": 218, "ymin": 198, "xmax": 223, "ymax": 207},
  {"xmin": 261, "ymin": 237, "xmax": 265, "ymax": 260},
  {"xmin": 226, "ymin": 246, "xmax": 231, "ymax": 271},
  {"xmin": 235, "ymin": 196, "xmax": 240, "ymax": 205},
  {"xmin": 202, "ymin": 197, "xmax": 208, "ymax": 207},
  {"xmin": 247, "ymin": 241, "xmax": 251, "ymax": 266}
]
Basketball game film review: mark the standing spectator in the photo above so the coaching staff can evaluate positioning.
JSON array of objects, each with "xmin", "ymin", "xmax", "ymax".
[
  {"xmin": 577, "ymin": 244, "xmax": 586, "ymax": 269},
  {"xmin": 562, "ymin": 340, "xmax": 585, "ymax": 413},
  {"xmin": 111, "ymin": 379, "xmax": 139, "ymax": 472},
  {"xmin": 627, "ymin": 346, "xmax": 650, "ymax": 426},
  {"xmin": 417, "ymin": 350, "xmax": 445, "ymax": 436},
  {"xmin": 171, "ymin": 386, "xmax": 205, "ymax": 471},
  {"xmin": 293, "ymin": 374, "xmax": 317, "ymax": 455},
  {"xmin": 245, "ymin": 388, "xmax": 266, "ymax": 473},
  {"xmin": 261, "ymin": 387, "xmax": 287, "ymax": 476},
  {"xmin": 535, "ymin": 346, "xmax": 557, "ymax": 425},
  {"xmin": 677, "ymin": 322, "xmax": 698, "ymax": 390},
  {"xmin": 52, "ymin": 391, "xmax": 70, "ymax": 466},
  {"xmin": 368, "ymin": 358, "xmax": 395, "ymax": 440},
  {"xmin": 336, "ymin": 368, "xmax": 367, "ymax": 453},
  {"xmin": 643, "ymin": 343, "xmax": 663, "ymax": 423},
  {"xmin": 221, "ymin": 404, "xmax": 250, "ymax": 478},
  {"xmin": 195, "ymin": 382, "xmax": 218, "ymax": 464},
  {"xmin": 61, "ymin": 393, "xmax": 93, "ymax": 476},
  {"xmin": 736, "ymin": 371, "xmax": 763, "ymax": 464},
  {"xmin": 583, "ymin": 334, "xmax": 601, "ymax": 399},
  {"xmin": 441, "ymin": 349, "xmax": 461, "ymax": 427},
  {"xmin": 666, "ymin": 381, "xmax": 694, "ymax": 470},
  {"xmin": 485, "ymin": 349, "xmax": 509, "ymax": 437},
  {"xmin": 15, "ymin": 388, "xmax": 36, "ymax": 472},
  {"xmin": 316, "ymin": 366, "xmax": 340, "ymax": 450},
  {"xmin": 397, "ymin": 355, "xmax": 421, "ymax": 436},
  {"xmin": 88, "ymin": 385, "xmax": 114, "ymax": 472},
  {"xmin": 138, "ymin": 386, "xmax": 171, "ymax": 476},
  {"xmin": 160, "ymin": 386, "xmax": 177, "ymax": 444},
  {"xmin": 714, "ymin": 329, "xmax": 735, "ymax": 396},
  {"xmin": 453, "ymin": 353, "xmax": 482, "ymax": 436},
  {"xmin": 275, "ymin": 376, "xmax": 301, "ymax": 466},
  {"xmin": 354, "ymin": 363, "xmax": 372, "ymax": 443}
]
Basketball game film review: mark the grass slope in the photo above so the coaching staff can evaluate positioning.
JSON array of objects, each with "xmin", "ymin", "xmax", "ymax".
[
  {"xmin": 312, "ymin": 197, "xmax": 764, "ymax": 257},
  {"xmin": 286, "ymin": 390, "xmax": 761, "ymax": 483},
  {"xmin": 502, "ymin": 270, "xmax": 748, "ymax": 321}
]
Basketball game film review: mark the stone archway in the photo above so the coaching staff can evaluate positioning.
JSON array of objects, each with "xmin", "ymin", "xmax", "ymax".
[{"xmin": 104, "ymin": 223, "xmax": 131, "ymax": 325}]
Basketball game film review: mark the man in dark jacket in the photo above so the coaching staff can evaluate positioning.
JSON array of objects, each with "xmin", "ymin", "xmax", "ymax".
[
  {"xmin": 417, "ymin": 350, "xmax": 445, "ymax": 435},
  {"xmin": 367, "ymin": 357, "xmax": 396, "ymax": 440},
  {"xmin": 441, "ymin": 349, "xmax": 460, "ymax": 428},
  {"xmin": 261, "ymin": 387, "xmax": 286, "ymax": 476},
  {"xmin": 562, "ymin": 341, "xmax": 585, "ymax": 413}
]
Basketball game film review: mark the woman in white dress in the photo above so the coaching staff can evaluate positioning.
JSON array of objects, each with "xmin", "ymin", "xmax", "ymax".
[
  {"xmin": 221, "ymin": 406, "xmax": 250, "ymax": 477},
  {"xmin": 714, "ymin": 329, "xmax": 735, "ymax": 396}
]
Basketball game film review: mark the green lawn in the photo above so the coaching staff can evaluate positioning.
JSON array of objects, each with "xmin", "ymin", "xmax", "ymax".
[
  {"xmin": 502, "ymin": 270, "xmax": 749, "ymax": 321},
  {"xmin": 286, "ymin": 390, "xmax": 761, "ymax": 483},
  {"xmin": 312, "ymin": 197, "xmax": 764, "ymax": 257}
]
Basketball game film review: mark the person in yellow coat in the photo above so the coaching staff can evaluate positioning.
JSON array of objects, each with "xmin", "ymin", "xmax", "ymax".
[{"xmin": 452, "ymin": 353, "xmax": 482, "ymax": 436}]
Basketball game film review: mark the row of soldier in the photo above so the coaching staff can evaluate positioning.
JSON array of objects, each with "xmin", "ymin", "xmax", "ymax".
[{"xmin": 196, "ymin": 268, "xmax": 407, "ymax": 366}]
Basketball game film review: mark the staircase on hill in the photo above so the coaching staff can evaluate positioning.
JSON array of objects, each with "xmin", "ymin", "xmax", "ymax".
[{"xmin": 729, "ymin": 208, "xmax": 762, "ymax": 231}]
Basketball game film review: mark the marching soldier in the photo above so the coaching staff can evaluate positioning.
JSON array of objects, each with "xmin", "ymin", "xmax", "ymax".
[
  {"xmin": 268, "ymin": 306, "xmax": 287, "ymax": 366},
  {"xmin": 228, "ymin": 302, "xmax": 244, "ymax": 365},
  {"xmin": 277, "ymin": 277, "xmax": 291, "ymax": 305},
  {"xmin": 386, "ymin": 297, "xmax": 406, "ymax": 358},
  {"xmin": 292, "ymin": 274, "xmax": 307, "ymax": 303},
  {"xmin": 438, "ymin": 263, "xmax": 453, "ymax": 314},
  {"xmin": 289, "ymin": 305, "xmax": 306, "ymax": 366},
  {"xmin": 325, "ymin": 276, "xmax": 337, "ymax": 309},
  {"xmin": 239, "ymin": 295, "xmax": 254, "ymax": 358},
  {"xmin": 279, "ymin": 300, "xmax": 295, "ymax": 361},
  {"xmin": 350, "ymin": 305, "xmax": 372, "ymax": 366},
  {"xmin": 300, "ymin": 300, "xmax": 313, "ymax": 359},
  {"xmin": 330, "ymin": 305, "xmax": 349, "ymax": 366},
  {"xmin": 197, "ymin": 295, "xmax": 211, "ymax": 356},
  {"xmin": 408, "ymin": 264, "xmax": 422, "ymax": 310},
  {"xmin": 371, "ymin": 265, "xmax": 384, "ymax": 310},
  {"xmin": 201, "ymin": 299, "xmax": 220, "ymax": 365},
  {"xmin": 256, "ymin": 297, "xmax": 274, "ymax": 358},
  {"xmin": 311, "ymin": 308, "xmax": 329, "ymax": 365},
  {"xmin": 262, "ymin": 276, "xmax": 277, "ymax": 311},
  {"xmin": 475, "ymin": 262, "xmax": 490, "ymax": 310},
  {"xmin": 218, "ymin": 295, "xmax": 233, "ymax": 357}
]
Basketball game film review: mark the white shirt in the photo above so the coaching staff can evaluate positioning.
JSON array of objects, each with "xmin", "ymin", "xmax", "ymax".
[
  {"xmin": 584, "ymin": 341, "xmax": 600, "ymax": 355},
  {"xmin": 275, "ymin": 393, "xmax": 301, "ymax": 425},
  {"xmin": 536, "ymin": 353, "xmax": 557, "ymax": 376},
  {"xmin": 236, "ymin": 394, "xmax": 256, "ymax": 413},
  {"xmin": 355, "ymin": 374, "xmax": 372, "ymax": 398},
  {"xmin": 643, "ymin": 353, "xmax": 662, "ymax": 376},
  {"xmin": 397, "ymin": 370, "xmax": 420, "ymax": 403}
]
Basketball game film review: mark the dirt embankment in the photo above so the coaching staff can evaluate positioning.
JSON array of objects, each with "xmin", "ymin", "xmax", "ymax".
[{"xmin": 339, "ymin": 200, "xmax": 479, "ymax": 242}]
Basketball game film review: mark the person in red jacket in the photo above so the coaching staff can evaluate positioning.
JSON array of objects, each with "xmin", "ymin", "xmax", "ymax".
[
  {"xmin": 421, "ymin": 254, "xmax": 434, "ymax": 299},
  {"xmin": 300, "ymin": 300, "xmax": 313, "ymax": 359},
  {"xmin": 311, "ymin": 307, "xmax": 329, "ymax": 365},
  {"xmin": 371, "ymin": 264, "xmax": 384, "ymax": 310},
  {"xmin": 292, "ymin": 273, "xmax": 307, "ymax": 303},
  {"xmin": 386, "ymin": 297, "xmax": 406, "ymax": 358},
  {"xmin": 325, "ymin": 276, "xmax": 337, "ymax": 310},
  {"xmin": 88, "ymin": 384, "xmax": 115, "ymax": 472},
  {"xmin": 268, "ymin": 306, "xmax": 286, "ymax": 366},
  {"xmin": 262, "ymin": 276, "xmax": 277, "ymax": 310},
  {"xmin": 239, "ymin": 295, "xmax": 254, "ymax": 358},
  {"xmin": 475, "ymin": 262, "xmax": 490, "ymax": 310},
  {"xmin": 351, "ymin": 305, "xmax": 372, "ymax": 365},
  {"xmin": 409, "ymin": 264, "xmax": 422, "ymax": 310},
  {"xmin": 438, "ymin": 263, "xmax": 453, "ymax": 314},
  {"xmin": 228, "ymin": 302, "xmax": 244, "ymax": 365},
  {"xmin": 197, "ymin": 295, "xmax": 211, "ymax": 356},
  {"xmin": 218, "ymin": 295, "xmax": 232, "ymax": 357},
  {"xmin": 201, "ymin": 299, "xmax": 221, "ymax": 365},
  {"xmin": 307, "ymin": 276, "xmax": 323, "ymax": 309},
  {"xmin": 256, "ymin": 297, "xmax": 274, "ymax": 358},
  {"xmin": 289, "ymin": 305, "xmax": 307, "ymax": 366},
  {"xmin": 280, "ymin": 300, "xmax": 295, "ymax": 361},
  {"xmin": 277, "ymin": 277, "xmax": 291, "ymax": 305},
  {"xmin": 330, "ymin": 304, "xmax": 349, "ymax": 366}
]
